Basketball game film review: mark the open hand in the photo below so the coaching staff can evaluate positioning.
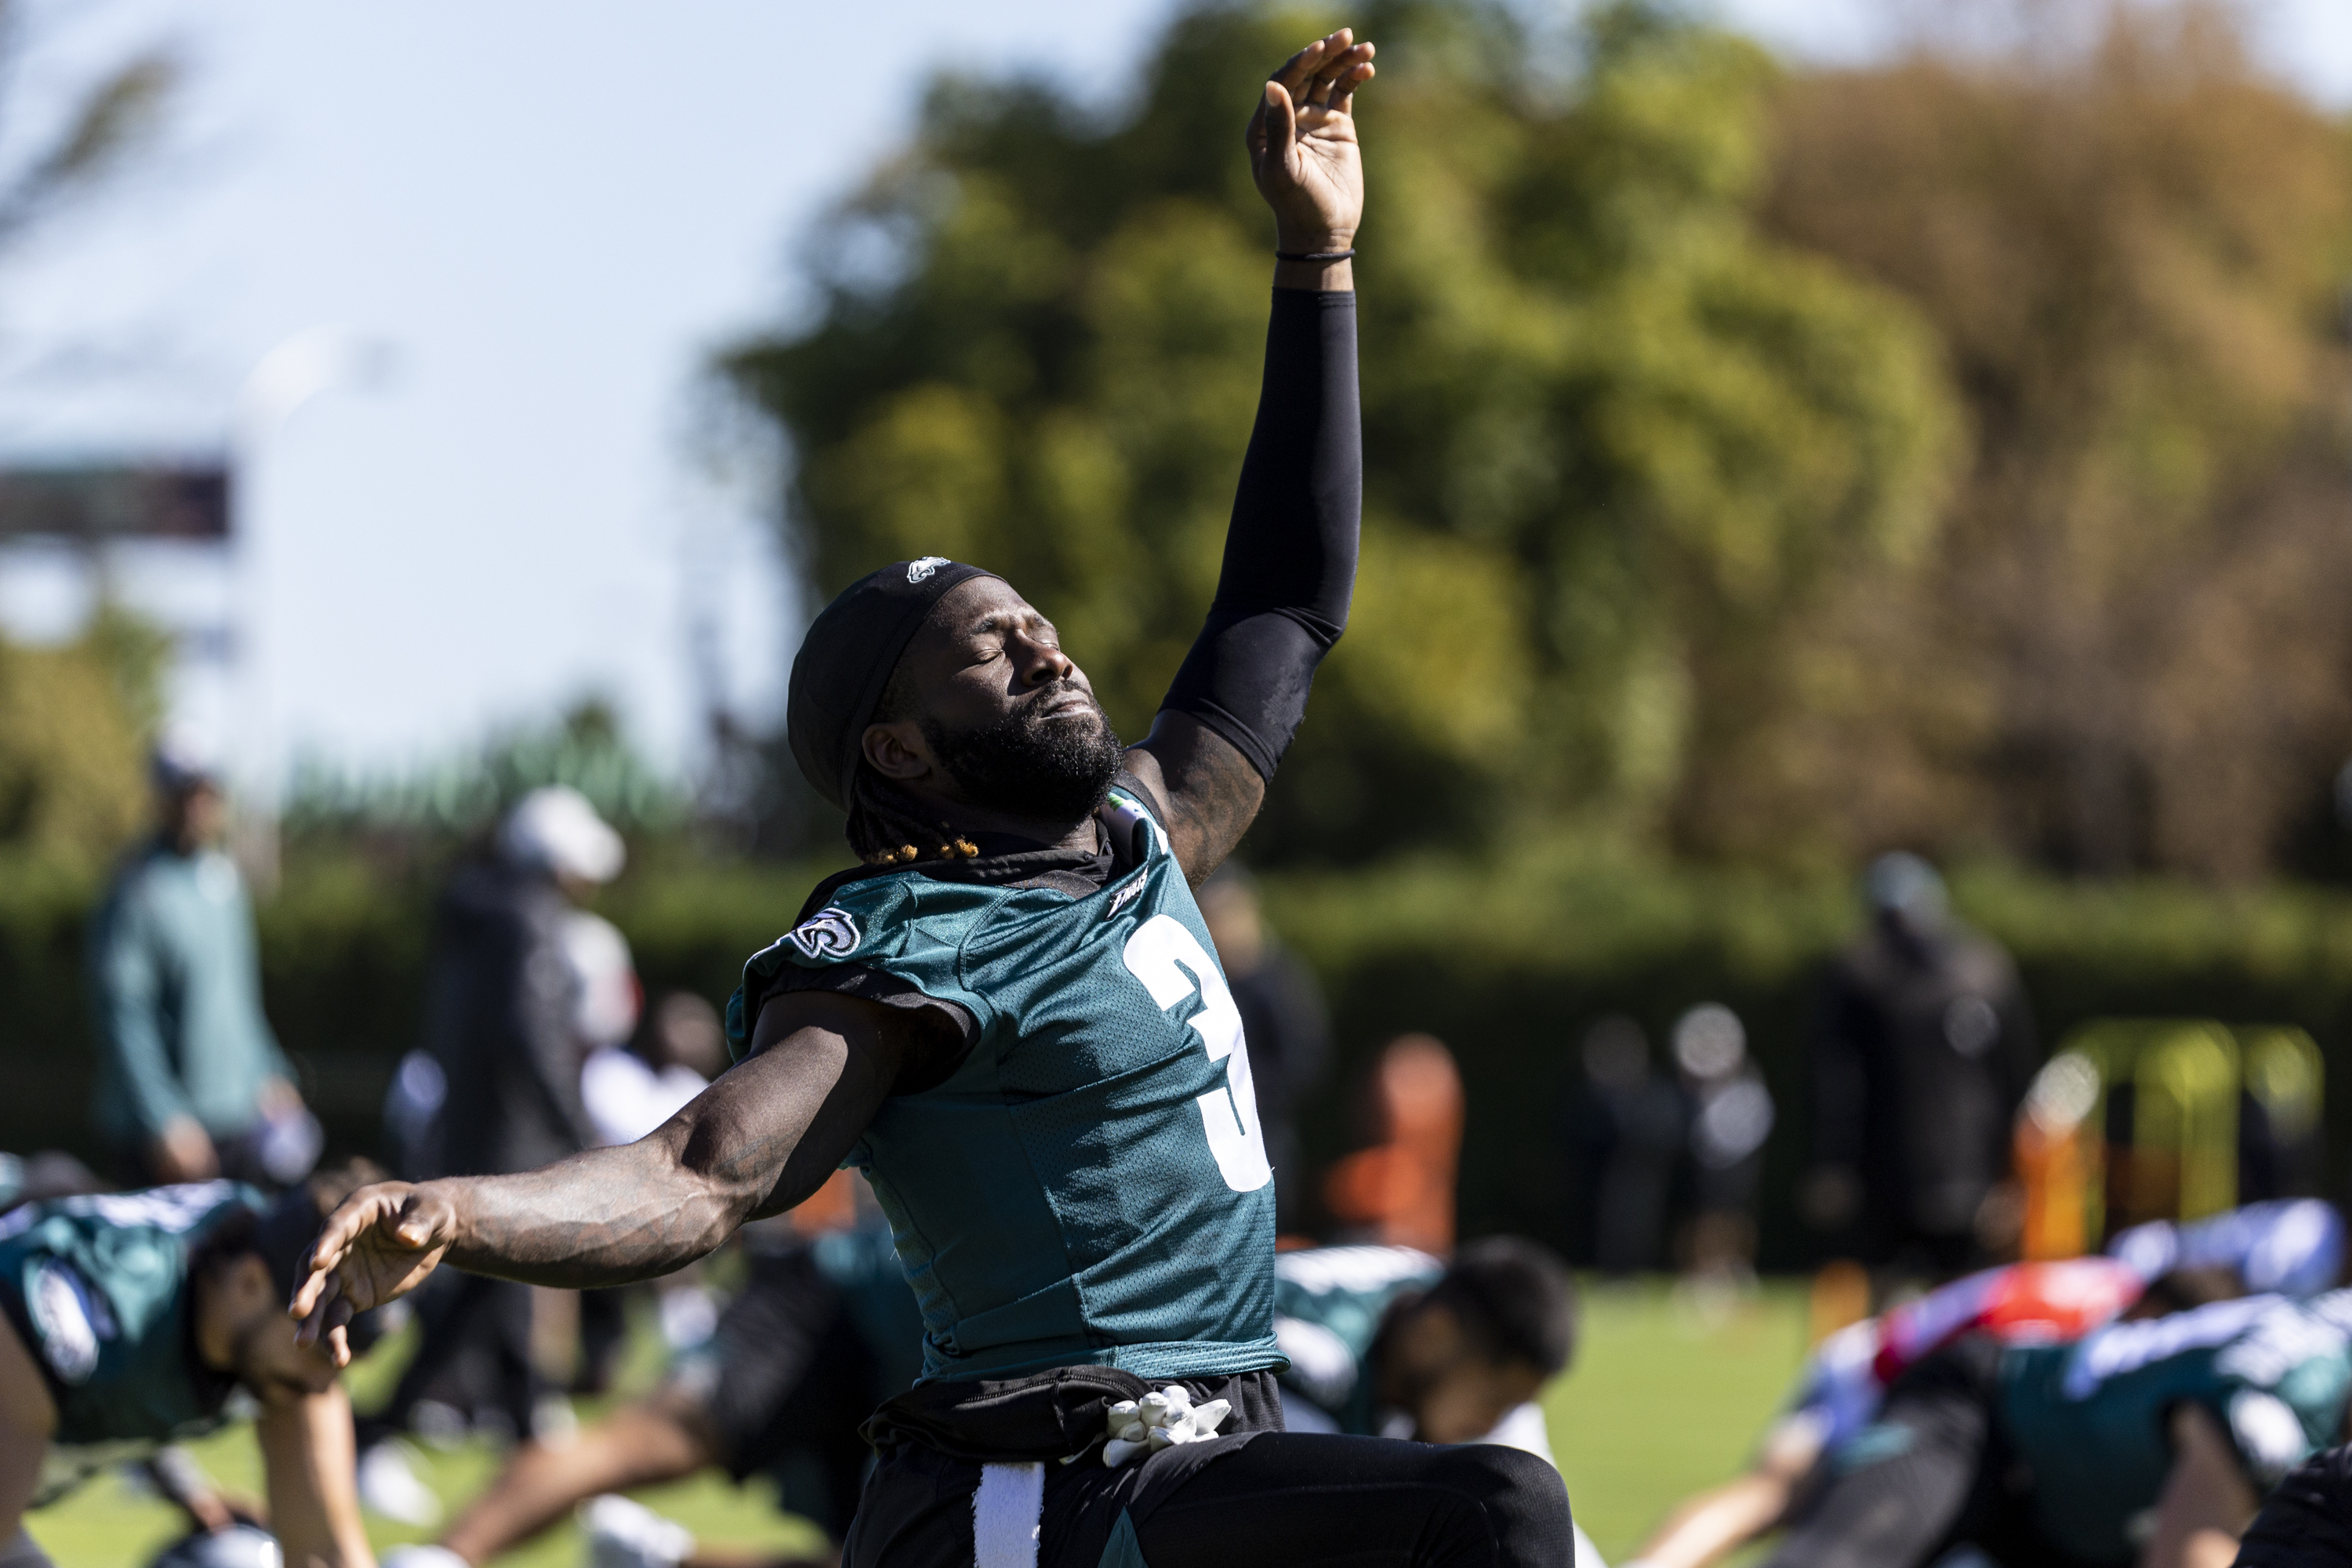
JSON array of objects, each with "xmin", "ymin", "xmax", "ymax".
[
  {"xmin": 287, "ymin": 1180, "xmax": 458, "ymax": 1367},
  {"xmin": 1249, "ymin": 29, "xmax": 1376, "ymax": 252}
]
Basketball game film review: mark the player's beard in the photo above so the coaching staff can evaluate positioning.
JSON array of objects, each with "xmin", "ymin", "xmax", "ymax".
[{"xmin": 923, "ymin": 682, "xmax": 1125, "ymax": 828}]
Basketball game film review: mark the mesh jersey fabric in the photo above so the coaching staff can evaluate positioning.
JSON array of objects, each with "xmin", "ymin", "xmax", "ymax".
[
  {"xmin": 1269, "ymin": 1243, "xmax": 1442, "ymax": 1432},
  {"xmin": 0, "ymin": 1182, "xmax": 260, "ymax": 1501},
  {"xmin": 1996, "ymin": 1291, "xmax": 2352, "ymax": 1563},
  {"xmin": 731, "ymin": 784, "xmax": 1283, "ymax": 1384}
]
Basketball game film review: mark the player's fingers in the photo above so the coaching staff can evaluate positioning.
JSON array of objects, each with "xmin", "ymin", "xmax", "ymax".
[
  {"xmin": 292, "ymin": 1272, "xmax": 339, "ymax": 1345},
  {"xmin": 288, "ymin": 1244, "xmax": 339, "ymax": 1318},
  {"xmin": 1261, "ymin": 82, "xmax": 1298, "ymax": 178},
  {"xmin": 1332, "ymin": 60, "xmax": 1375, "ymax": 117},
  {"xmin": 1272, "ymin": 32, "xmax": 1338, "ymax": 96},
  {"xmin": 1305, "ymin": 38, "xmax": 1370, "ymax": 107},
  {"xmin": 326, "ymin": 1319, "xmax": 351, "ymax": 1370}
]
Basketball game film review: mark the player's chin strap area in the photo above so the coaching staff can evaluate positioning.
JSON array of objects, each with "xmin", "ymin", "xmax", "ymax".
[{"xmin": 974, "ymin": 1388, "xmax": 1234, "ymax": 1568}]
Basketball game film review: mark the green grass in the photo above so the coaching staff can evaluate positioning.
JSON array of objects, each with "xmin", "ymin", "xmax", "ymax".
[
  {"xmin": 1547, "ymin": 1280, "xmax": 1811, "ymax": 1560},
  {"xmin": 28, "ymin": 1279, "xmax": 1809, "ymax": 1566}
]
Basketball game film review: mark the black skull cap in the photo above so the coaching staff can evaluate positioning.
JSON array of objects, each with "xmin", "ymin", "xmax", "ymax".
[{"xmin": 787, "ymin": 557, "xmax": 998, "ymax": 810}]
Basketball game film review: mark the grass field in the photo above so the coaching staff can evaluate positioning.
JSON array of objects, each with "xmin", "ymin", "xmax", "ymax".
[{"xmin": 26, "ymin": 1279, "xmax": 1811, "ymax": 1566}]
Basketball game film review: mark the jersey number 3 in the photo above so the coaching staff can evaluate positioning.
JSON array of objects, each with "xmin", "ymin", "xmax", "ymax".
[{"xmin": 1123, "ymin": 914, "xmax": 1275, "ymax": 1193}]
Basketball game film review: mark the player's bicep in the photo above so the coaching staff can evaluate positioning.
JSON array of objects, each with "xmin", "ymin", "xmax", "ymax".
[
  {"xmin": 1127, "ymin": 713, "xmax": 1266, "ymax": 885},
  {"xmin": 698, "ymin": 990, "xmax": 927, "ymax": 1220}
]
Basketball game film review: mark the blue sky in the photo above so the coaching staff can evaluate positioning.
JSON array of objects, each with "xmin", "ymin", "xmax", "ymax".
[{"xmin": 0, "ymin": 0, "xmax": 2344, "ymax": 792}]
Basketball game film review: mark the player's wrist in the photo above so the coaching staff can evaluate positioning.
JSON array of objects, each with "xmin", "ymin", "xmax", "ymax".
[
  {"xmin": 411, "ymin": 1179, "xmax": 470, "ymax": 1254},
  {"xmin": 1272, "ymin": 221, "xmax": 1355, "ymax": 255}
]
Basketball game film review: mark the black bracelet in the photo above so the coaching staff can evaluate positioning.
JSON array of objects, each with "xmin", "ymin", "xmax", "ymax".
[{"xmin": 1276, "ymin": 248, "xmax": 1356, "ymax": 263}]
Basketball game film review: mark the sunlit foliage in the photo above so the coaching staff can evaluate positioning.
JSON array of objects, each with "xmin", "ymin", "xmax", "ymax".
[{"xmin": 725, "ymin": 0, "xmax": 1958, "ymax": 863}]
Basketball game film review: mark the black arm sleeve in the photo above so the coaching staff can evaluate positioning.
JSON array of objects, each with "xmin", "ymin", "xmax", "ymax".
[{"xmin": 1159, "ymin": 289, "xmax": 1360, "ymax": 781}]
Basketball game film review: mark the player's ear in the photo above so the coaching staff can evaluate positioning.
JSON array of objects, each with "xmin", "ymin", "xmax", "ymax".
[{"xmin": 862, "ymin": 719, "xmax": 935, "ymax": 783}]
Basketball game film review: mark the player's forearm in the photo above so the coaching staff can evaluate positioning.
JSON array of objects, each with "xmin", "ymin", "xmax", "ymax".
[
  {"xmin": 259, "ymin": 1388, "xmax": 373, "ymax": 1568},
  {"xmin": 434, "ymin": 1137, "xmax": 755, "ymax": 1288},
  {"xmin": 1158, "ymin": 288, "xmax": 1361, "ymax": 781}
]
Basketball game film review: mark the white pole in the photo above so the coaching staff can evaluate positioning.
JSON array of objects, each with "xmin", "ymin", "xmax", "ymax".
[{"xmin": 231, "ymin": 325, "xmax": 394, "ymax": 888}]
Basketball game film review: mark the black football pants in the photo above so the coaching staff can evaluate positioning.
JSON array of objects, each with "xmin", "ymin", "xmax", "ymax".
[{"xmin": 1133, "ymin": 1435, "xmax": 1574, "ymax": 1567}]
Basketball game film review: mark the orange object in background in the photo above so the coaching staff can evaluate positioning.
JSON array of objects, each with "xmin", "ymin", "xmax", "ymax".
[
  {"xmin": 1322, "ymin": 1033, "xmax": 1464, "ymax": 1255},
  {"xmin": 1809, "ymin": 1258, "xmax": 1872, "ymax": 1345},
  {"xmin": 2016, "ymin": 1112, "xmax": 2089, "ymax": 1261},
  {"xmin": 787, "ymin": 1167, "xmax": 861, "ymax": 1236}
]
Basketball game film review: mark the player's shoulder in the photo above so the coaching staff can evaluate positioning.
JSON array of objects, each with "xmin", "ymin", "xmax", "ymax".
[{"xmin": 753, "ymin": 867, "xmax": 991, "ymax": 976}]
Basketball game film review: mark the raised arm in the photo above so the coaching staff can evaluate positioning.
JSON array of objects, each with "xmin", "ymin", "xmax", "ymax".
[
  {"xmin": 1130, "ymin": 29, "xmax": 1371, "ymax": 880},
  {"xmin": 291, "ymin": 989, "xmax": 936, "ymax": 1363}
]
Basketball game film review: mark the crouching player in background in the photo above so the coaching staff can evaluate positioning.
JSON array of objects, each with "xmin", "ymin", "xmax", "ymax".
[
  {"xmin": 1271, "ymin": 1237, "xmax": 1608, "ymax": 1568},
  {"xmin": 1627, "ymin": 1197, "xmax": 2343, "ymax": 1568},
  {"xmin": 1740, "ymin": 1286, "xmax": 2352, "ymax": 1568},
  {"xmin": 0, "ymin": 1171, "xmax": 385, "ymax": 1568},
  {"xmin": 383, "ymin": 1174, "xmax": 920, "ymax": 1568}
]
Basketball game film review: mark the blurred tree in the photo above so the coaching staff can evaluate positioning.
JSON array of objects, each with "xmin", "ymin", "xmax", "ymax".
[
  {"xmin": 1757, "ymin": 0, "xmax": 2352, "ymax": 879},
  {"xmin": 0, "ymin": 9, "xmax": 183, "ymax": 873},
  {"xmin": 284, "ymin": 697, "xmax": 687, "ymax": 860},
  {"xmin": 724, "ymin": 0, "xmax": 1957, "ymax": 864},
  {"xmin": 0, "ymin": 608, "xmax": 165, "ymax": 869}
]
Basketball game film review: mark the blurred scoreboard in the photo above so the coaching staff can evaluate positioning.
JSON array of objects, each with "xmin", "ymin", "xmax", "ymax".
[{"xmin": 0, "ymin": 463, "xmax": 230, "ymax": 541}]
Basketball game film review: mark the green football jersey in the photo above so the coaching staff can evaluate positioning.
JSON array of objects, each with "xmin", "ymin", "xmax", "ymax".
[
  {"xmin": 1271, "ymin": 1243, "xmax": 1442, "ymax": 1433},
  {"xmin": 731, "ymin": 786, "xmax": 1283, "ymax": 1384},
  {"xmin": 1999, "ymin": 1291, "xmax": 2352, "ymax": 1564},
  {"xmin": 0, "ymin": 1181, "xmax": 260, "ymax": 1503}
]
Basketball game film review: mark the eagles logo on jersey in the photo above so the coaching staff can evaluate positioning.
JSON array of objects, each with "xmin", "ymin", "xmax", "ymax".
[{"xmin": 782, "ymin": 906, "xmax": 862, "ymax": 962}]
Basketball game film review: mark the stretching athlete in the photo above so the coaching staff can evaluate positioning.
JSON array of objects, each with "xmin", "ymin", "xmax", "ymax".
[
  {"xmin": 294, "ymin": 30, "xmax": 1573, "ymax": 1568},
  {"xmin": 1628, "ymin": 1198, "xmax": 2345, "ymax": 1568},
  {"xmin": 0, "ymin": 1174, "xmax": 384, "ymax": 1568}
]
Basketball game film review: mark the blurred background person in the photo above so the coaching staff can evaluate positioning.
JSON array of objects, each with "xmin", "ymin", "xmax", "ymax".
[
  {"xmin": 1197, "ymin": 863, "xmax": 1331, "ymax": 1236},
  {"xmin": 1672, "ymin": 1004, "xmax": 1773, "ymax": 1291},
  {"xmin": 1270, "ymin": 1236, "xmax": 1603, "ymax": 1568},
  {"xmin": 88, "ymin": 733, "xmax": 318, "ymax": 1189},
  {"xmin": 581, "ymin": 989, "xmax": 725, "ymax": 1152},
  {"xmin": 1323, "ymin": 1033, "xmax": 1465, "ymax": 1256},
  {"xmin": 1572, "ymin": 1017, "xmax": 1683, "ymax": 1277},
  {"xmin": 575, "ymin": 982, "xmax": 730, "ymax": 1396},
  {"xmin": 1800, "ymin": 853, "xmax": 2036, "ymax": 1283},
  {"xmin": 355, "ymin": 785, "xmax": 625, "ymax": 1519}
]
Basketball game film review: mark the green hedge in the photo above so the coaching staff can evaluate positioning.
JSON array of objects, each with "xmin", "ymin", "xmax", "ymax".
[
  {"xmin": 8, "ymin": 849, "xmax": 2352, "ymax": 1266},
  {"xmin": 1261, "ymin": 855, "xmax": 2352, "ymax": 1264}
]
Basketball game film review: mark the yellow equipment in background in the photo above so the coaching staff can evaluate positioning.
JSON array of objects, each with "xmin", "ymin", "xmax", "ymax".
[{"xmin": 2016, "ymin": 1022, "xmax": 2325, "ymax": 1259}]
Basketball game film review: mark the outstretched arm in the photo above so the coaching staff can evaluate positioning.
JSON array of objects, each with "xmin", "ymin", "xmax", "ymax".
[
  {"xmin": 256, "ymin": 1385, "xmax": 373, "ymax": 1568},
  {"xmin": 1131, "ymin": 28, "xmax": 1371, "ymax": 881},
  {"xmin": 291, "ymin": 990, "xmax": 935, "ymax": 1363}
]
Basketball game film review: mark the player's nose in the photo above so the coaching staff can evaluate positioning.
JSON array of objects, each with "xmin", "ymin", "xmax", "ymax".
[{"xmin": 1013, "ymin": 633, "xmax": 1074, "ymax": 685}]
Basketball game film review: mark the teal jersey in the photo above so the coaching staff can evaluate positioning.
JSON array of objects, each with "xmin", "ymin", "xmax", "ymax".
[
  {"xmin": 0, "ymin": 1182, "xmax": 261, "ymax": 1503},
  {"xmin": 1270, "ymin": 1244, "xmax": 1442, "ymax": 1434},
  {"xmin": 731, "ymin": 786, "xmax": 1283, "ymax": 1384},
  {"xmin": 2000, "ymin": 1292, "xmax": 2352, "ymax": 1563}
]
